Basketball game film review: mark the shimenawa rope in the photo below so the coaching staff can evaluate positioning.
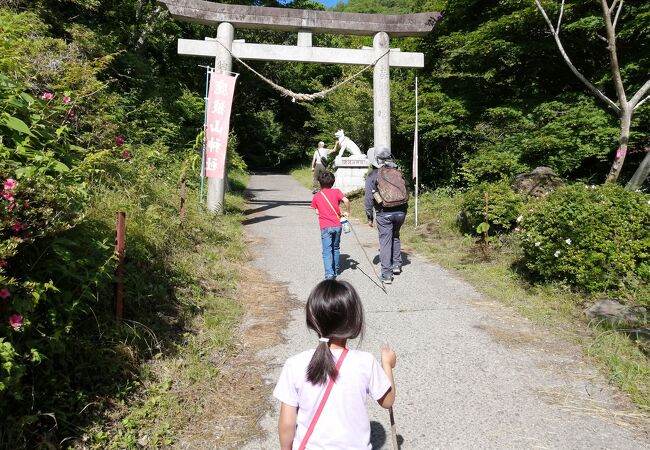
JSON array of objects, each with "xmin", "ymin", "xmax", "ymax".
[{"xmin": 212, "ymin": 38, "xmax": 391, "ymax": 103}]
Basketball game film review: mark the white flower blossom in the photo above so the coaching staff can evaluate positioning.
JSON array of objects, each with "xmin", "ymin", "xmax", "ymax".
[
  {"xmin": 565, "ymin": 238, "xmax": 571, "ymax": 245},
  {"xmin": 516, "ymin": 215, "xmax": 523, "ymax": 223},
  {"xmin": 647, "ymin": 199, "xmax": 650, "ymax": 205},
  {"xmin": 554, "ymin": 250, "xmax": 561, "ymax": 258},
  {"xmin": 535, "ymin": 242, "xmax": 541, "ymax": 248}
]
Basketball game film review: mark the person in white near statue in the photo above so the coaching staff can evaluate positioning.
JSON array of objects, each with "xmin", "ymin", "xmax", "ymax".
[
  {"xmin": 333, "ymin": 129, "xmax": 362, "ymax": 158},
  {"xmin": 310, "ymin": 141, "xmax": 331, "ymax": 194}
]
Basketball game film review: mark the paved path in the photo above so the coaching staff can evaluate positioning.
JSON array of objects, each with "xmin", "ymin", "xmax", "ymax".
[{"xmin": 242, "ymin": 173, "xmax": 648, "ymax": 450}]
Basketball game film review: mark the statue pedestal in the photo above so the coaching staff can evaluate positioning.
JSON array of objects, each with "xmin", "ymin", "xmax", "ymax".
[{"xmin": 333, "ymin": 156, "xmax": 369, "ymax": 194}]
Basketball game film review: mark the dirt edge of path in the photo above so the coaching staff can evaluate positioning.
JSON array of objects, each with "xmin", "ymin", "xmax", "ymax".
[{"xmin": 174, "ymin": 233, "xmax": 296, "ymax": 449}]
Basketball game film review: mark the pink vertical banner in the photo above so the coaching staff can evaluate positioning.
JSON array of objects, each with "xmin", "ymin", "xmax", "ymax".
[{"xmin": 205, "ymin": 72, "xmax": 237, "ymax": 179}]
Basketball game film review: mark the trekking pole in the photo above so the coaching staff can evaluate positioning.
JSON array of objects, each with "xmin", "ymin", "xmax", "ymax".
[
  {"xmin": 348, "ymin": 220, "xmax": 386, "ymax": 293},
  {"xmin": 389, "ymin": 407, "xmax": 399, "ymax": 450}
]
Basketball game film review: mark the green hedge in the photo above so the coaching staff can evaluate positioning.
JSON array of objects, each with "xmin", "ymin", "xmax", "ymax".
[
  {"xmin": 520, "ymin": 183, "xmax": 650, "ymax": 297},
  {"xmin": 460, "ymin": 180, "xmax": 524, "ymax": 234}
]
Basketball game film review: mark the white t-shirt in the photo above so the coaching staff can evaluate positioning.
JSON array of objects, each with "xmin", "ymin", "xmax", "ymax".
[
  {"xmin": 313, "ymin": 148, "xmax": 330, "ymax": 166},
  {"xmin": 273, "ymin": 348, "xmax": 391, "ymax": 450}
]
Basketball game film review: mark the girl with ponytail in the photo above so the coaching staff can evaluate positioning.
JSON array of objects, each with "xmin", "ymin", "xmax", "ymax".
[{"xmin": 274, "ymin": 280, "xmax": 397, "ymax": 450}]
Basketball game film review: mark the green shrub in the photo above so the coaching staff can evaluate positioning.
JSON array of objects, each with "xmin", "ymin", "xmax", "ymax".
[
  {"xmin": 461, "ymin": 147, "xmax": 529, "ymax": 185},
  {"xmin": 520, "ymin": 183, "xmax": 650, "ymax": 296},
  {"xmin": 461, "ymin": 180, "xmax": 524, "ymax": 234}
]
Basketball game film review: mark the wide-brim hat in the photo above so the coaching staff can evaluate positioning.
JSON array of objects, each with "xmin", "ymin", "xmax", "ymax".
[{"xmin": 368, "ymin": 147, "xmax": 396, "ymax": 168}]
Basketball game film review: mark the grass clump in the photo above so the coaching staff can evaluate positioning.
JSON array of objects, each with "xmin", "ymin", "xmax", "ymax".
[
  {"xmin": 290, "ymin": 166, "xmax": 315, "ymax": 190},
  {"xmin": 76, "ymin": 162, "xmax": 249, "ymax": 449}
]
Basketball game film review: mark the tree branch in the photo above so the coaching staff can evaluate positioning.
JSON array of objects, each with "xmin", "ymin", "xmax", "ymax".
[
  {"xmin": 600, "ymin": 0, "xmax": 627, "ymax": 108},
  {"xmin": 631, "ymin": 79, "xmax": 650, "ymax": 110},
  {"xmin": 535, "ymin": 0, "xmax": 620, "ymax": 113},
  {"xmin": 596, "ymin": 34, "xmax": 608, "ymax": 43},
  {"xmin": 609, "ymin": 0, "xmax": 619, "ymax": 13},
  {"xmin": 613, "ymin": 0, "xmax": 624, "ymax": 31},
  {"xmin": 635, "ymin": 95, "xmax": 650, "ymax": 110},
  {"xmin": 556, "ymin": 0, "xmax": 565, "ymax": 34}
]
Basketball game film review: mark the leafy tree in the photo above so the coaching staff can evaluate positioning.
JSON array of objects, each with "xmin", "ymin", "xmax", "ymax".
[{"xmin": 535, "ymin": 0, "xmax": 650, "ymax": 189}]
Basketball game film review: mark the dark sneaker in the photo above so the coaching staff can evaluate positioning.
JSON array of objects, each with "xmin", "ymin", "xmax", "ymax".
[
  {"xmin": 392, "ymin": 266, "xmax": 402, "ymax": 275},
  {"xmin": 379, "ymin": 276, "xmax": 393, "ymax": 284}
]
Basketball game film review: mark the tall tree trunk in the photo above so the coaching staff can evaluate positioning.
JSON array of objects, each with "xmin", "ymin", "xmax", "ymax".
[
  {"xmin": 606, "ymin": 106, "xmax": 632, "ymax": 183},
  {"xmin": 601, "ymin": 0, "xmax": 630, "ymax": 184},
  {"xmin": 626, "ymin": 149, "xmax": 650, "ymax": 190}
]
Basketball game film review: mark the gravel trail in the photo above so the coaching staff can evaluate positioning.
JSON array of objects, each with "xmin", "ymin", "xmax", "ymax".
[{"xmin": 242, "ymin": 173, "xmax": 648, "ymax": 450}]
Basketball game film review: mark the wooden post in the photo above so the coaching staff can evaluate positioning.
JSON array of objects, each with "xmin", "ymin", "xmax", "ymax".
[
  {"xmin": 115, "ymin": 212, "xmax": 126, "ymax": 321},
  {"xmin": 180, "ymin": 177, "xmax": 187, "ymax": 220}
]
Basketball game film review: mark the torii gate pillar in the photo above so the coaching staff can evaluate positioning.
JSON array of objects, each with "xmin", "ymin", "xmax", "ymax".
[
  {"xmin": 373, "ymin": 32, "xmax": 391, "ymax": 151},
  {"xmin": 207, "ymin": 22, "xmax": 234, "ymax": 214}
]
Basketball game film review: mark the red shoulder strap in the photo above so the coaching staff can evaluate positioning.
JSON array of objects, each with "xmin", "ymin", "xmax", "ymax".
[{"xmin": 298, "ymin": 348, "xmax": 349, "ymax": 450}]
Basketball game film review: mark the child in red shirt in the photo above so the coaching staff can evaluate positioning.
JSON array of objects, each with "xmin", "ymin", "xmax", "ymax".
[{"xmin": 310, "ymin": 172, "xmax": 350, "ymax": 280}]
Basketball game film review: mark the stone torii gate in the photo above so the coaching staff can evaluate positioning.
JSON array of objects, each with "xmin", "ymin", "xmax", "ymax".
[{"xmin": 158, "ymin": 0, "xmax": 441, "ymax": 213}]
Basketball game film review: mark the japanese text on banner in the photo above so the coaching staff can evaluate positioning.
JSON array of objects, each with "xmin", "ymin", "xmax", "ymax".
[{"xmin": 205, "ymin": 73, "xmax": 237, "ymax": 179}]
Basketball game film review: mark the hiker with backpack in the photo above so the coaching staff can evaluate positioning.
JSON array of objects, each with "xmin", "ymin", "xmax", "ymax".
[
  {"xmin": 310, "ymin": 141, "xmax": 331, "ymax": 194},
  {"xmin": 365, "ymin": 147, "xmax": 409, "ymax": 284}
]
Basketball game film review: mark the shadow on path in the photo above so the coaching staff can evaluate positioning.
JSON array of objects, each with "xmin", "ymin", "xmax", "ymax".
[
  {"xmin": 243, "ymin": 199, "xmax": 311, "ymax": 217},
  {"xmin": 370, "ymin": 420, "xmax": 404, "ymax": 449},
  {"xmin": 371, "ymin": 252, "xmax": 412, "ymax": 268}
]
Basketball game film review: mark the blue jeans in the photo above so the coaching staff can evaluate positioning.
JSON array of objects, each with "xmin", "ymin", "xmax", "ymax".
[{"xmin": 320, "ymin": 226, "xmax": 342, "ymax": 279}]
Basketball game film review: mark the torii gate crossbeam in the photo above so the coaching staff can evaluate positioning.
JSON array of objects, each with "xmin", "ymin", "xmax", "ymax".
[
  {"xmin": 159, "ymin": 0, "xmax": 441, "ymax": 213},
  {"xmin": 178, "ymin": 39, "xmax": 424, "ymax": 68}
]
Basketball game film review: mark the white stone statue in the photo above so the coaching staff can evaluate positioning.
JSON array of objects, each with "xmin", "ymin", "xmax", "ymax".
[{"xmin": 333, "ymin": 129, "xmax": 363, "ymax": 158}]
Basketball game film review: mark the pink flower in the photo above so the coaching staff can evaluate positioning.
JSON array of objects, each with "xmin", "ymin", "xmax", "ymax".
[
  {"xmin": 11, "ymin": 222, "xmax": 23, "ymax": 233},
  {"xmin": 121, "ymin": 150, "xmax": 131, "ymax": 160},
  {"xmin": 3, "ymin": 179, "xmax": 16, "ymax": 190},
  {"xmin": 41, "ymin": 92, "xmax": 54, "ymax": 101},
  {"xmin": 8, "ymin": 203, "xmax": 15, "ymax": 211},
  {"xmin": 9, "ymin": 314, "xmax": 23, "ymax": 330},
  {"xmin": 0, "ymin": 260, "xmax": 8, "ymax": 270},
  {"xmin": 0, "ymin": 288, "xmax": 10, "ymax": 299},
  {"xmin": 1, "ymin": 191, "xmax": 14, "ymax": 202},
  {"xmin": 63, "ymin": 96, "xmax": 71, "ymax": 103},
  {"xmin": 115, "ymin": 136, "xmax": 125, "ymax": 146}
]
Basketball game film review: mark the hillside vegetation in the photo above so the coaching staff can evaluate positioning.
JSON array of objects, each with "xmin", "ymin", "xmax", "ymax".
[{"xmin": 1, "ymin": 0, "xmax": 649, "ymax": 446}]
